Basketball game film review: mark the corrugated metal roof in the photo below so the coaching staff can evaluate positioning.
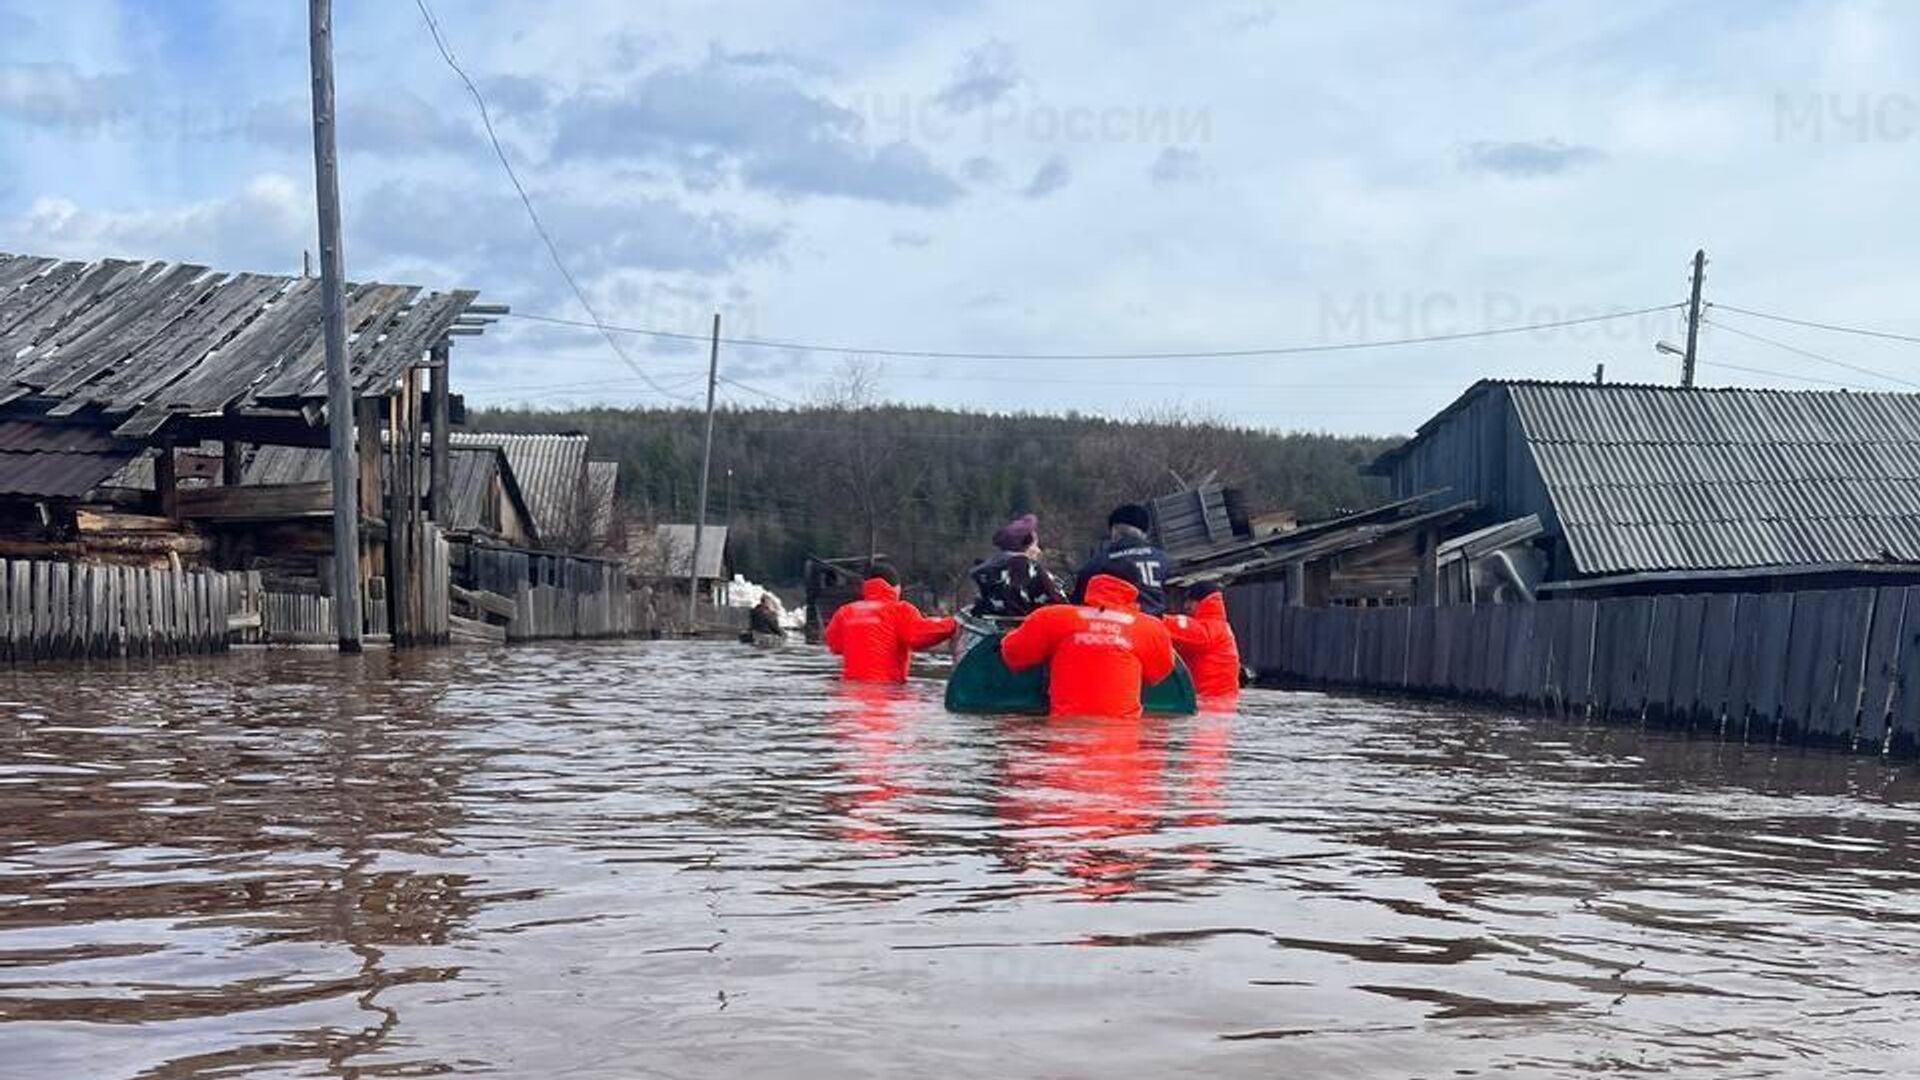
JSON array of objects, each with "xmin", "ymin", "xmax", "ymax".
[
  {"xmin": 448, "ymin": 432, "xmax": 588, "ymax": 544},
  {"xmin": 1502, "ymin": 381, "xmax": 1920, "ymax": 576},
  {"xmin": 0, "ymin": 420, "xmax": 143, "ymax": 497}
]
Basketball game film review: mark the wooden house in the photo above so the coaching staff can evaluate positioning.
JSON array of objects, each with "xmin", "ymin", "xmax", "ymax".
[
  {"xmin": 0, "ymin": 249, "xmax": 502, "ymax": 646},
  {"xmin": 1370, "ymin": 380, "xmax": 1920, "ymax": 597}
]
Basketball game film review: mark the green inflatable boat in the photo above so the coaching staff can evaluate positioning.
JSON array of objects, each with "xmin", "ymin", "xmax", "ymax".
[{"xmin": 943, "ymin": 633, "xmax": 1199, "ymax": 716}]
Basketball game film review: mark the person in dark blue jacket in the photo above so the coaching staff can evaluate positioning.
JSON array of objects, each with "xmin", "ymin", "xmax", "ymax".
[{"xmin": 1072, "ymin": 503, "xmax": 1174, "ymax": 616}]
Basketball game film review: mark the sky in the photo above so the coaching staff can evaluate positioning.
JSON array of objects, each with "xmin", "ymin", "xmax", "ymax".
[{"xmin": 3, "ymin": 0, "xmax": 1920, "ymax": 435}]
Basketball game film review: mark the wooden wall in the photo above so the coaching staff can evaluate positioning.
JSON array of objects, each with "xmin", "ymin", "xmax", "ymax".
[{"xmin": 1230, "ymin": 586, "xmax": 1920, "ymax": 756}]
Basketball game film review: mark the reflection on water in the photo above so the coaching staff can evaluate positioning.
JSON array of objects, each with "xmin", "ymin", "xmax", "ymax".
[{"xmin": 3, "ymin": 640, "xmax": 1919, "ymax": 1077}]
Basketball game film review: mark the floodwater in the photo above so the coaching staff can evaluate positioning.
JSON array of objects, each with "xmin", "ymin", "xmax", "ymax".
[{"xmin": 3, "ymin": 642, "xmax": 1919, "ymax": 1079}]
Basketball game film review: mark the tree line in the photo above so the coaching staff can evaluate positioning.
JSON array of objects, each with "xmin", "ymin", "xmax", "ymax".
[{"xmin": 469, "ymin": 401, "xmax": 1398, "ymax": 598}]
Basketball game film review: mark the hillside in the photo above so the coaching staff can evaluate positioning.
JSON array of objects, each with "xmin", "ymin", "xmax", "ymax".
[{"xmin": 469, "ymin": 404, "xmax": 1401, "ymax": 595}]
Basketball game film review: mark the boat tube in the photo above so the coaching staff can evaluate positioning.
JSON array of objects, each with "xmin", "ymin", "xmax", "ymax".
[{"xmin": 944, "ymin": 613, "xmax": 1198, "ymax": 716}]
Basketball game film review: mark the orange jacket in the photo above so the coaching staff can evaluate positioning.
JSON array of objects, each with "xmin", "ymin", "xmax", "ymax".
[
  {"xmin": 1000, "ymin": 574, "xmax": 1176, "ymax": 719},
  {"xmin": 1164, "ymin": 591, "xmax": 1241, "ymax": 701},
  {"xmin": 824, "ymin": 578, "xmax": 956, "ymax": 682}
]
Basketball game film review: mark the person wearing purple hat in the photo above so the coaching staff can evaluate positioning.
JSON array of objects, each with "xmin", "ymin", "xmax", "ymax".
[{"xmin": 968, "ymin": 513, "xmax": 1067, "ymax": 618}]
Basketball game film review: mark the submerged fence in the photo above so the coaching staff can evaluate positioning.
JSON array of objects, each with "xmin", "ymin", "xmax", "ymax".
[
  {"xmin": 463, "ymin": 545, "xmax": 636, "ymax": 640},
  {"xmin": 0, "ymin": 558, "xmax": 231, "ymax": 662},
  {"xmin": 1229, "ymin": 582, "xmax": 1920, "ymax": 756}
]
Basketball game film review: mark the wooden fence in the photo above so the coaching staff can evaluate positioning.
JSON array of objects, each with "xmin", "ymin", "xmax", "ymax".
[
  {"xmin": 1228, "ymin": 583, "xmax": 1920, "ymax": 756},
  {"xmin": 463, "ymin": 545, "xmax": 635, "ymax": 641},
  {"xmin": 0, "ymin": 558, "xmax": 231, "ymax": 662}
]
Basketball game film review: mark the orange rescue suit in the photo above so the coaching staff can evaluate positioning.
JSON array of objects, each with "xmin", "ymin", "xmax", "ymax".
[
  {"xmin": 824, "ymin": 578, "xmax": 956, "ymax": 682},
  {"xmin": 1000, "ymin": 574, "xmax": 1176, "ymax": 719},
  {"xmin": 1164, "ymin": 590, "xmax": 1241, "ymax": 701}
]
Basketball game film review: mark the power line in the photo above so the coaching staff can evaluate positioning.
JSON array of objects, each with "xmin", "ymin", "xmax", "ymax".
[
  {"xmin": 1702, "ymin": 317, "xmax": 1920, "ymax": 390},
  {"xmin": 412, "ymin": 0, "xmax": 693, "ymax": 404},
  {"xmin": 1711, "ymin": 302, "xmax": 1920, "ymax": 347},
  {"xmin": 1696, "ymin": 358, "xmax": 1875, "ymax": 391},
  {"xmin": 505, "ymin": 302, "xmax": 1683, "ymax": 363},
  {"xmin": 717, "ymin": 375, "xmax": 804, "ymax": 408}
]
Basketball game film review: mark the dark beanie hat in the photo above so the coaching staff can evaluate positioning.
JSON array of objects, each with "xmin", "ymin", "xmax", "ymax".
[
  {"xmin": 992, "ymin": 513, "xmax": 1039, "ymax": 551},
  {"xmin": 1189, "ymin": 582, "xmax": 1222, "ymax": 600},
  {"xmin": 1108, "ymin": 503, "xmax": 1152, "ymax": 532}
]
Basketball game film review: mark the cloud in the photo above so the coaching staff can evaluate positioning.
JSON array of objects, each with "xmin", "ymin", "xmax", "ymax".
[
  {"xmin": 480, "ymin": 74, "xmax": 556, "ymax": 118},
  {"xmin": 960, "ymin": 156, "xmax": 1005, "ymax": 185},
  {"xmin": 1021, "ymin": 155, "xmax": 1071, "ymax": 198},
  {"xmin": 1460, "ymin": 138, "xmax": 1605, "ymax": 178},
  {"xmin": 891, "ymin": 230, "xmax": 931, "ymax": 248},
  {"xmin": 1149, "ymin": 147, "xmax": 1209, "ymax": 185},
  {"xmin": 243, "ymin": 90, "xmax": 482, "ymax": 157},
  {"xmin": 548, "ymin": 56, "xmax": 963, "ymax": 206},
  {"xmin": 351, "ymin": 181, "xmax": 783, "ymax": 278},
  {"xmin": 0, "ymin": 62, "xmax": 137, "ymax": 131},
  {"xmin": 936, "ymin": 39, "xmax": 1020, "ymax": 114},
  {"xmin": 2, "ymin": 174, "xmax": 310, "ymax": 272},
  {"xmin": 0, "ymin": 7, "xmax": 36, "ymax": 39}
]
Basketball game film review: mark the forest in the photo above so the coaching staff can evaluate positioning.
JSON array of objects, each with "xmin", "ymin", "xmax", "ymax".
[{"xmin": 470, "ymin": 399, "xmax": 1400, "ymax": 597}]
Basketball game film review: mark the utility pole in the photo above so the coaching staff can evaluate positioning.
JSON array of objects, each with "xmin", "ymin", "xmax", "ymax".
[
  {"xmin": 308, "ymin": 0, "xmax": 362, "ymax": 651},
  {"xmin": 688, "ymin": 312, "xmax": 721, "ymax": 630},
  {"xmin": 1681, "ymin": 248, "xmax": 1705, "ymax": 388}
]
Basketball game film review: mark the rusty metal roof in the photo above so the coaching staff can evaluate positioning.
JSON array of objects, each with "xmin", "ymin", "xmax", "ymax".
[{"xmin": 1501, "ymin": 381, "xmax": 1920, "ymax": 576}]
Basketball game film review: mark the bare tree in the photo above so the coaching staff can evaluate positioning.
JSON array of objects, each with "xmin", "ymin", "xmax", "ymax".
[{"xmin": 812, "ymin": 358, "xmax": 929, "ymax": 562}]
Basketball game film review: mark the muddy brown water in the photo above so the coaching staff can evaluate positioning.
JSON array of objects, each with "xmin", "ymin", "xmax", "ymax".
[{"xmin": 2, "ymin": 640, "xmax": 1918, "ymax": 1078}]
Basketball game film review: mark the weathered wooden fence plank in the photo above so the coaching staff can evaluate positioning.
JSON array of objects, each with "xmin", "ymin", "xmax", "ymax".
[
  {"xmin": 1815, "ymin": 589, "xmax": 1875, "ymax": 747},
  {"xmin": 1860, "ymin": 586, "xmax": 1910, "ymax": 753},
  {"xmin": 1666, "ymin": 595, "xmax": 1708, "ymax": 728},
  {"xmin": 1779, "ymin": 590, "xmax": 1832, "ymax": 745},
  {"xmin": 1888, "ymin": 587, "xmax": 1920, "ymax": 756},
  {"xmin": 1644, "ymin": 596, "xmax": 1678, "ymax": 723}
]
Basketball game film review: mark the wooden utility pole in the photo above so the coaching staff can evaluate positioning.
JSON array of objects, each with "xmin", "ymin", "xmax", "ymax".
[
  {"xmin": 687, "ymin": 313, "xmax": 721, "ymax": 630},
  {"xmin": 308, "ymin": 0, "xmax": 362, "ymax": 651},
  {"xmin": 1681, "ymin": 248, "xmax": 1705, "ymax": 388},
  {"xmin": 427, "ymin": 340, "xmax": 450, "ymax": 523}
]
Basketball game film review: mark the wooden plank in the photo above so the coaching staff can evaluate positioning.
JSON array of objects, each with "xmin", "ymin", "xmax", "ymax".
[
  {"xmin": 1386, "ymin": 606, "xmax": 1410, "ymax": 688},
  {"xmin": 1816, "ymin": 589, "xmax": 1875, "ymax": 747},
  {"xmin": 176, "ymin": 482, "xmax": 334, "ymax": 521},
  {"xmin": 1643, "ymin": 597, "xmax": 1677, "ymax": 723},
  {"xmin": 1888, "ymin": 587, "xmax": 1920, "ymax": 756},
  {"xmin": 449, "ymin": 611, "xmax": 508, "ymax": 645},
  {"xmin": 1779, "ymin": 590, "xmax": 1832, "ymax": 744},
  {"xmin": 0, "ymin": 558, "xmax": 10, "ymax": 663},
  {"xmin": 69, "ymin": 563, "xmax": 89, "ymax": 659},
  {"xmin": 1589, "ymin": 600, "xmax": 1623, "ymax": 719},
  {"xmin": 1408, "ymin": 606, "xmax": 1435, "ymax": 690},
  {"xmin": 83, "ymin": 273, "xmax": 285, "ymax": 414},
  {"xmin": 1858, "ymin": 586, "xmax": 1908, "ymax": 753},
  {"xmin": 1664, "ymin": 595, "xmax": 1707, "ymax": 728},
  {"xmin": 28, "ymin": 561, "xmax": 50, "ymax": 661},
  {"xmin": 1497, "ymin": 604, "xmax": 1529, "ymax": 702},
  {"xmin": 1742, "ymin": 593, "xmax": 1796, "ymax": 743},
  {"xmin": 1622, "ymin": 597, "xmax": 1656, "ymax": 722},
  {"xmin": 1569, "ymin": 598, "xmax": 1605, "ymax": 717}
]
